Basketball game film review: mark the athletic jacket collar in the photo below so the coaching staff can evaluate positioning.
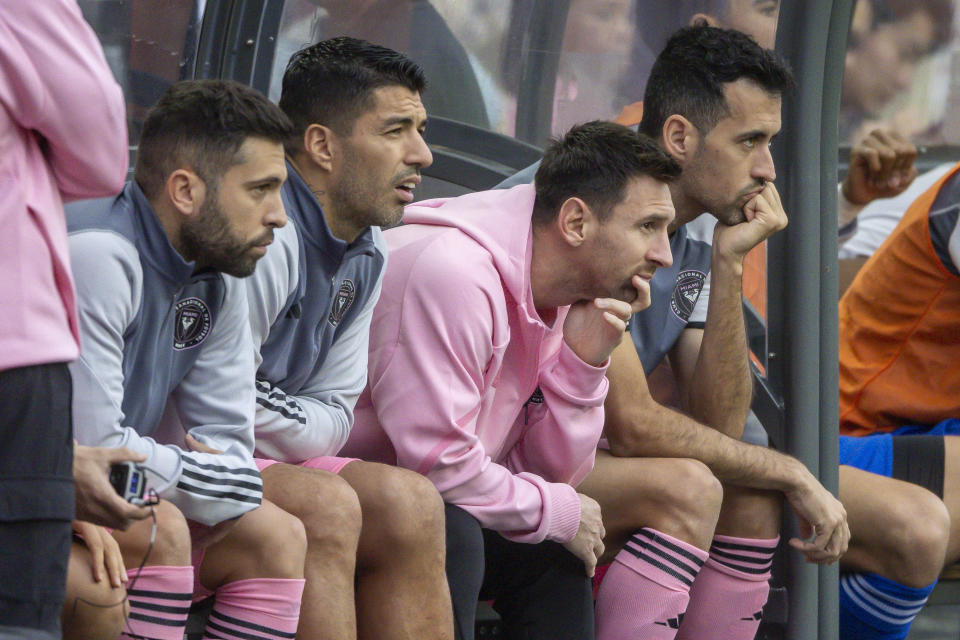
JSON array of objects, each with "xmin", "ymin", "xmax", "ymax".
[
  {"xmin": 126, "ymin": 181, "xmax": 196, "ymax": 285},
  {"xmin": 283, "ymin": 161, "xmax": 377, "ymax": 261}
]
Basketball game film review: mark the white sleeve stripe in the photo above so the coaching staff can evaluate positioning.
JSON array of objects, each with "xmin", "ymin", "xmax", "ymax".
[{"xmin": 175, "ymin": 481, "xmax": 262, "ymax": 505}]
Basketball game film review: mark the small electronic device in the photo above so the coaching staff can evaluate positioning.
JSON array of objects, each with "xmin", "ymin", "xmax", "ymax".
[{"xmin": 110, "ymin": 461, "xmax": 146, "ymax": 504}]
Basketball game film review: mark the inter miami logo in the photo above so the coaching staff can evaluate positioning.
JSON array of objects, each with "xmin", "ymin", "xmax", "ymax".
[
  {"xmin": 670, "ymin": 269, "xmax": 706, "ymax": 321},
  {"xmin": 173, "ymin": 297, "xmax": 212, "ymax": 350},
  {"xmin": 328, "ymin": 279, "xmax": 356, "ymax": 326}
]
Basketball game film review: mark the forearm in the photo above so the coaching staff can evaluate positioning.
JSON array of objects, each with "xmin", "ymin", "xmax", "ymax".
[
  {"xmin": 683, "ymin": 254, "xmax": 751, "ymax": 436},
  {"xmin": 608, "ymin": 401, "xmax": 809, "ymax": 492},
  {"xmin": 253, "ymin": 379, "xmax": 353, "ymax": 462}
]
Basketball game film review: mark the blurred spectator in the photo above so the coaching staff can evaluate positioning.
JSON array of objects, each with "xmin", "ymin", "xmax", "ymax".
[{"xmin": 840, "ymin": 0, "xmax": 953, "ymax": 143}]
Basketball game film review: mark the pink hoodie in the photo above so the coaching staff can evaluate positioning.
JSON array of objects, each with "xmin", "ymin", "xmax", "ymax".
[
  {"xmin": 343, "ymin": 185, "xmax": 608, "ymax": 543},
  {"xmin": 0, "ymin": 1, "xmax": 128, "ymax": 372}
]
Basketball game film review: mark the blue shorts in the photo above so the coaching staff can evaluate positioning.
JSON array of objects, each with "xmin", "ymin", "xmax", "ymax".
[{"xmin": 839, "ymin": 418, "xmax": 959, "ymax": 496}]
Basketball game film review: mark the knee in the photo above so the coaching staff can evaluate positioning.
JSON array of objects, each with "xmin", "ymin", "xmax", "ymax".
[
  {"xmin": 151, "ymin": 501, "xmax": 191, "ymax": 565},
  {"xmin": 880, "ymin": 492, "xmax": 950, "ymax": 586},
  {"xmin": 253, "ymin": 505, "xmax": 308, "ymax": 578},
  {"xmin": 363, "ymin": 467, "xmax": 445, "ymax": 549},
  {"xmin": 62, "ymin": 545, "xmax": 128, "ymax": 640},
  {"xmin": 296, "ymin": 473, "xmax": 362, "ymax": 551},
  {"xmin": 119, "ymin": 500, "xmax": 190, "ymax": 566},
  {"xmin": 659, "ymin": 459, "xmax": 723, "ymax": 538}
]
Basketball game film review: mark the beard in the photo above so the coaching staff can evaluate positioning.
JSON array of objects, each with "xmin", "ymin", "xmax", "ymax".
[
  {"xmin": 179, "ymin": 193, "xmax": 271, "ymax": 278},
  {"xmin": 330, "ymin": 145, "xmax": 416, "ymax": 231}
]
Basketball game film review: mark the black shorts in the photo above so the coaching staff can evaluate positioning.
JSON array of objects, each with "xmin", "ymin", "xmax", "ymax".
[
  {"xmin": 892, "ymin": 435, "xmax": 945, "ymax": 499},
  {"xmin": 0, "ymin": 363, "xmax": 74, "ymax": 631}
]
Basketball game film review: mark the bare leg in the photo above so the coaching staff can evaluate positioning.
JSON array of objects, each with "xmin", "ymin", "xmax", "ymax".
[
  {"xmin": 840, "ymin": 465, "xmax": 949, "ymax": 587},
  {"xmin": 61, "ymin": 541, "xmax": 128, "ymax": 640},
  {"xmin": 200, "ymin": 498, "xmax": 307, "ymax": 584},
  {"xmin": 579, "ymin": 450, "xmax": 723, "ymax": 560},
  {"xmin": 939, "ymin": 436, "xmax": 960, "ymax": 563},
  {"xmin": 714, "ymin": 485, "xmax": 782, "ymax": 539},
  {"xmin": 339, "ymin": 461, "xmax": 453, "ymax": 640},
  {"xmin": 260, "ymin": 464, "xmax": 361, "ymax": 640},
  {"xmin": 111, "ymin": 500, "xmax": 191, "ymax": 568}
]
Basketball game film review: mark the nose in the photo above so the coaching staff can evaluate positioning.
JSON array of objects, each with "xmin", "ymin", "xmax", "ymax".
[
  {"xmin": 753, "ymin": 145, "xmax": 776, "ymax": 183},
  {"xmin": 650, "ymin": 228, "xmax": 673, "ymax": 268},
  {"xmin": 407, "ymin": 130, "xmax": 434, "ymax": 169},
  {"xmin": 265, "ymin": 190, "xmax": 287, "ymax": 228}
]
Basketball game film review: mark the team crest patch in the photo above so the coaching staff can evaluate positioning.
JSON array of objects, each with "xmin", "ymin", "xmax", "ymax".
[
  {"xmin": 328, "ymin": 279, "xmax": 356, "ymax": 326},
  {"xmin": 670, "ymin": 270, "xmax": 706, "ymax": 321},
  {"xmin": 174, "ymin": 297, "xmax": 212, "ymax": 350}
]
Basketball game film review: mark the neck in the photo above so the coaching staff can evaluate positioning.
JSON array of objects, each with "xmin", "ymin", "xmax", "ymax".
[
  {"xmin": 530, "ymin": 224, "xmax": 578, "ymax": 315},
  {"xmin": 668, "ymin": 182, "xmax": 704, "ymax": 231},
  {"xmin": 288, "ymin": 155, "xmax": 362, "ymax": 244},
  {"xmin": 151, "ymin": 196, "xmax": 189, "ymax": 260}
]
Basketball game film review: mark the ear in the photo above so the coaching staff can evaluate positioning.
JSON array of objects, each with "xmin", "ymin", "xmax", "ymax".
[
  {"xmin": 165, "ymin": 169, "xmax": 206, "ymax": 218},
  {"xmin": 662, "ymin": 114, "xmax": 698, "ymax": 164},
  {"xmin": 556, "ymin": 196, "xmax": 593, "ymax": 247},
  {"xmin": 303, "ymin": 123, "xmax": 337, "ymax": 172},
  {"xmin": 689, "ymin": 12, "xmax": 720, "ymax": 28}
]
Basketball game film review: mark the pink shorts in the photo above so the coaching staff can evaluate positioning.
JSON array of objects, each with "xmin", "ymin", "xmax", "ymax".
[{"xmin": 254, "ymin": 455, "xmax": 358, "ymax": 475}]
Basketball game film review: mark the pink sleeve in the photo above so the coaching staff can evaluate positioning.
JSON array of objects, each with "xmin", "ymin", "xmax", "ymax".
[
  {"xmin": 368, "ymin": 247, "xmax": 582, "ymax": 543},
  {"xmin": 503, "ymin": 341, "xmax": 608, "ymax": 491},
  {"xmin": 0, "ymin": 0, "xmax": 128, "ymax": 200}
]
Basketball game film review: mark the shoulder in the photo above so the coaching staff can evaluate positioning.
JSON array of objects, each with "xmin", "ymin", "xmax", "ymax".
[{"xmin": 68, "ymin": 229, "xmax": 141, "ymax": 286}]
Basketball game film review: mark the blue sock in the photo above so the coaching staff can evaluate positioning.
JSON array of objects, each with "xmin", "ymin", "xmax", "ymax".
[{"xmin": 839, "ymin": 572, "xmax": 936, "ymax": 639}]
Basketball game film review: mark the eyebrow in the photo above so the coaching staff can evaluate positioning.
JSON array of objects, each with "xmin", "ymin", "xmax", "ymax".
[
  {"xmin": 243, "ymin": 176, "xmax": 284, "ymax": 188},
  {"xmin": 382, "ymin": 115, "xmax": 428, "ymax": 129}
]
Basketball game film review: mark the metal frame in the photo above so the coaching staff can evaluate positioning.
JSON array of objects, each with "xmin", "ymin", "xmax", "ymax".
[{"xmin": 768, "ymin": 1, "xmax": 854, "ymax": 638}]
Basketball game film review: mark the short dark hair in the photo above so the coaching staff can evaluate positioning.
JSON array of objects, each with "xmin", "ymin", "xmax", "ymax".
[
  {"xmin": 640, "ymin": 25, "xmax": 794, "ymax": 139},
  {"xmin": 279, "ymin": 36, "xmax": 427, "ymax": 148},
  {"xmin": 533, "ymin": 121, "xmax": 681, "ymax": 226},
  {"xmin": 135, "ymin": 80, "xmax": 292, "ymax": 200}
]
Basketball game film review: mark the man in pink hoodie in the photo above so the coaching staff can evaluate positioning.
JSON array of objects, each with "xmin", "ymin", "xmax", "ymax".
[
  {"xmin": 341, "ymin": 121, "xmax": 679, "ymax": 639},
  {"xmin": 0, "ymin": 2, "xmax": 149, "ymax": 639}
]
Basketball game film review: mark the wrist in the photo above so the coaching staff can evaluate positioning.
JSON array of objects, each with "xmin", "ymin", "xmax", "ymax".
[
  {"xmin": 778, "ymin": 455, "xmax": 812, "ymax": 495},
  {"xmin": 711, "ymin": 247, "xmax": 745, "ymax": 276}
]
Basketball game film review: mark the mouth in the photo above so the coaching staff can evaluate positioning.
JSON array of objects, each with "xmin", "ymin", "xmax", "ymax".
[{"xmin": 394, "ymin": 174, "xmax": 422, "ymax": 203}]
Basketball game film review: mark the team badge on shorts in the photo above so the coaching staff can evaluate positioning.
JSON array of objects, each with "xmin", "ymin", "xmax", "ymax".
[
  {"xmin": 174, "ymin": 297, "xmax": 212, "ymax": 350},
  {"xmin": 670, "ymin": 270, "xmax": 705, "ymax": 321},
  {"xmin": 329, "ymin": 279, "xmax": 356, "ymax": 326}
]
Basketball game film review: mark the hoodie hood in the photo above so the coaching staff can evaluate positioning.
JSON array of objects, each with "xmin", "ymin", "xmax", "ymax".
[{"xmin": 402, "ymin": 184, "xmax": 556, "ymax": 325}]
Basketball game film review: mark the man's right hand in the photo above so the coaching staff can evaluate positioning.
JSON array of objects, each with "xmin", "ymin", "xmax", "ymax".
[
  {"xmin": 73, "ymin": 443, "xmax": 152, "ymax": 530},
  {"xmin": 562, "ymin": 493, "xmax": 606, "ymax": 576},
  {"xmin": 784, "ymin": 460, "xmax": 850, "ymax": 564}
]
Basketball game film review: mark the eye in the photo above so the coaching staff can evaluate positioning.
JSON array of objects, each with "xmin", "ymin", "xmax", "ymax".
[{"xmin": 385, "ymin": 127, "xmax": 403, "ymax": 136}]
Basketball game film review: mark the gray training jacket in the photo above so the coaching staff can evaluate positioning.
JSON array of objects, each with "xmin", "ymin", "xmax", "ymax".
[
  {"xmin": 66, "ymin": 181, "xmax": 262, "ymax": 525},
  {"xmin": 247, "ymin": 163, "xmax": 387, "ymax": 462}
]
